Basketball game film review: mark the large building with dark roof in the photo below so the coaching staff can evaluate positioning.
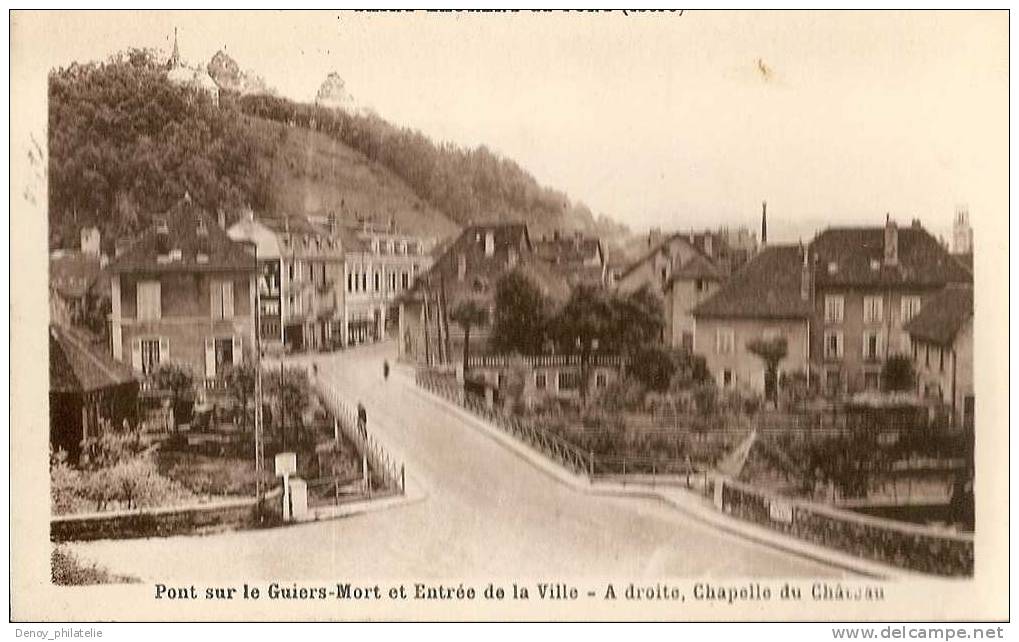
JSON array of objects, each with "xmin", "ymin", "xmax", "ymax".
[
  {"xmin": 108, "ymin": 197, "xmax": 258, "ymax": 384},
  {"xmin": 691, "ymin": 215, "xmax": 973, "ymax": 398},
  {"xmin": 398, "ymin": 223, "xmax": 569, "ymax": 365},
  {"xmin": 809, "ymin": 217, "xmax": 972, "ymax": 394},
  {"xmin": 692, "ymin": 245, "xmax": 813, "ymax": 393}
]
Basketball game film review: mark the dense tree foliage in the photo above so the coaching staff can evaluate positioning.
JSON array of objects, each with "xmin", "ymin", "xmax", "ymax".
[
  {"xmin": 882, "ymin": 354, "xmax": 916, "ymax": 392},
  {"xmin": 450, "ymin": 299, "xmax": 489, "ymax": 381},
  {"xmin": 48, "ymin": 49, "xmax": 271, "ymax": 249},
  {"xmin": 238, "ymin": 93, "xmax": 607, "ymax": 232},
  {"xmin": 489, "ymin": 271, "xmax": 550, "ymax": 355}
]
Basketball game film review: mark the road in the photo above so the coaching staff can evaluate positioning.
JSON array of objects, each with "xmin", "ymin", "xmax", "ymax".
[{"xmin": 67, "ymin": 342, "xmax": 842, "ymax": 580}]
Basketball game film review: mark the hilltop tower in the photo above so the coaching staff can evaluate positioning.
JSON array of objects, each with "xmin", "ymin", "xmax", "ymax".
[{"xmin": 953, "ymin": 206, "xmax": 973, "ymax": 254}]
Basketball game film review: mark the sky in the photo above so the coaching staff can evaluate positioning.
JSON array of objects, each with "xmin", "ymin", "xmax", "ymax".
[{"xmin": 13, "ymin": 10, "xmax": 1009, "ymax": 244}]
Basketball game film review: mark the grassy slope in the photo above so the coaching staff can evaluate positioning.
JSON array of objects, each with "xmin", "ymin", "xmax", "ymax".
[{"xmin": 245, "ymin": 115, "xmax": 461, "ymax": 241}]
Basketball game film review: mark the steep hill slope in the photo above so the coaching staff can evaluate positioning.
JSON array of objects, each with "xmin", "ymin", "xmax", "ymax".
[{"xmin": 245, "ymin": 115, "xmax": 459, "ymax": 240}]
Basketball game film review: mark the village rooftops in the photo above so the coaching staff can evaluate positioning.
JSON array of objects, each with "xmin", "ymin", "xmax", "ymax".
[
  {"xmin": 903, "ymin": 284, "xmax": 974, "ymax": 347},
  {"xmin": 811, "ymin": 225, "xmax": 972, "ymax": 288},
  {"xmin": 50, "ymin": 324, "xmax": 136, "ymax": 394},
  {"xmin": 50, "ymin": 251, "xmax": 105, "ymax": 299},
  {"xmin": 109, "ymin": 199, "xmax": 255, "ymax": 274},
  {"xmin": 665, "ymin": 253, "xmax": 725, "ymax": 288},
  {"xmin": 692, "ymin": 245, "xmax": 812, "ymax": 319}
]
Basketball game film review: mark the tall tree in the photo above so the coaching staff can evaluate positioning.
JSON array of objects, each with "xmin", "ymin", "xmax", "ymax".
[
  {"xmin": 882, "ymin": 355, "xmax": 916, "ymax": 392},
  {"xmin": 746, "ymin": 336, "xmax": 788, "ymax": 406},
  {"xmin": 489, "ymin": 271, "xmax": 549, "ymax": 354},
  {"xmin": 450, "ymin": 299, "xmax": 489, "ymax": 384},
  {"xmin": 550, "ymin": 285, "xmax": 616, "ymax": 405}
]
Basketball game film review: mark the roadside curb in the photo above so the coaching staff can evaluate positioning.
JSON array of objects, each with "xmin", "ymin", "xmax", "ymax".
[{"xmin": 407, "ymin": 381, "xmax": 932, "ymax": 581}]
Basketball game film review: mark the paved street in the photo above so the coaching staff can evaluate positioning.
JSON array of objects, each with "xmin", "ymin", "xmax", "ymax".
[{"xmin": 68, "ymin": 342, "xmax": 842, "ymax": 580}]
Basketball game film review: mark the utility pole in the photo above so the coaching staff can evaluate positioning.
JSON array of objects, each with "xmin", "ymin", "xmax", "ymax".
[{"xmin": 253, "ymin": 245, "xmax": 265, "ymax": 506}]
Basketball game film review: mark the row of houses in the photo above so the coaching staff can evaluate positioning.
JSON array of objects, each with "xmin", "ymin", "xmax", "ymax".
[
  {"xmin": 49, "ymin": 198, "xmax": 434, "ymax": 424},
  {"xmin": 396, "ymin": 209, "xmax": 974, "ymax": 428}
]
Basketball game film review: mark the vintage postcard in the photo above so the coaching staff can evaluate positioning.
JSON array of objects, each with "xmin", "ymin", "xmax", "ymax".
[{"xmin": 9, "ymin": 9, "xmax": 1009, "ymax": 622}]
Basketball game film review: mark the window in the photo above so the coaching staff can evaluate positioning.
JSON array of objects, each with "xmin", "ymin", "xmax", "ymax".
[
  {"xmin": 496, "ymin": 373, "xmax": 504, "ymax": 388},
  {"xmin": 723, "ymin": 369, "xmax": 733, "ymax": 387},
  {"xmin": 939, "ymin": 348, "xmax": 945, "ymax": 373},
  {"xmin": 347, "ymin": 272, "xmax": 353, "ymax": 292},
  {"xmin": 823, "ymin": 330, "xmax": 844, "ymax": 360},
  {"xmin": 206, "ymin": 336, "xmax": 241, "ymax": 378},
  {"xmin": 136, "ymin": 281, "xmax": 161, "ymax": 321},
  {"xmin": 862, "ymin": 330, "xmax": 882, "ymax": 361},
  {"xmin": 210, "ymin": 280, "xmax": 234, "ymax": 320},
  {"xmin": 864, "ymin": 296, "xmax": 883, "ymax": 324},
  {"xmin": 361, "ymin": 273, "xmax": 367, "ymax": 291},
  {"xmin": 925, "ymin": 345, "xmax": 930, "ymax": 368},
  {"xmin": 535, "ymin": 373, "xmax": 547, "ymax": 390},
  {"xmin": 696, "ymin": 279, "xmax": 705, "ymax": 292},
  {"xmin": 901, "ymin": 296, "xmax": 922, "ymax": 323},
  {"xmin": 864, "ymin": 371, "xmax": 880, "ymax": 390},
  {"xmin": 558, "ymin": 371, "xmax": 580, "ymax": 391},
  {"xmin": 140, "ymin": 338, "xmax": 161, "ymax": 375},
  {"xmin": 401, "ymin": 272, "xmax": 409, "ymax": 290},
  {"xmin": 595, "ymin": 372, "xmax": 607, "ymax": 389},
  {"xmin": 912, "ymin": 338, "xmax": 918, "ymax": 360},
  {"xmin": 824, "ymin": 295, "xmax": 844, "ymax": 323},
  {"xmin": 484, "ymin": 232, "xmax": 495, "ymax": 256},
  {"xmin": 374, "ymin": 271, "xmax": 381, "ymax": 292},
  {"xmin": 288, "ymin": 263, "xmax": 295, "ymax": 282},
  {"xmin": 825, "ymin": 369, "xmax": 841, "ymax": 394},
  {"xmin": 715, "ymin": 328, "xmax": 735, "ymax": 354}
]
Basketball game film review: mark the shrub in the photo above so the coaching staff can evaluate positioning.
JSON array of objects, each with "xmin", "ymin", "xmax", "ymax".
[{"xmin": 595, "ymin": 378, "xmax": 646, "ymax": 413}]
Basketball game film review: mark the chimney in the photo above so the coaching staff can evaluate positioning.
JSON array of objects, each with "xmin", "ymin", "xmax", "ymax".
[
  {"xmin": 761, "ymin": 201, "xmax": 768, "ymax": 246},
  {"xmin": 884, "ymin": 213, "xmax": 898, "ymax": 266},
  {"xmin": 800, "ymin": 243, "xmax": 811, "ymax": 301},
  {"xmin": 80, "ymin": 226, "xmax": 101, "ymax": 257}
]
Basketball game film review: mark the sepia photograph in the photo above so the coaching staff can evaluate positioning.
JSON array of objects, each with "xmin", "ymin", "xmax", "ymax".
[{"xmin": 8, "ymin": 8, "xmax": 1010, "ymax": 624}]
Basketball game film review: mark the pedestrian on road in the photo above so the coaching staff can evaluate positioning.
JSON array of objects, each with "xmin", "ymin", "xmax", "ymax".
[
  {"xmin": 383, "ymin": 360, "xmax": 390, "ymax": 381},
  {"xmin": 357, "ymin": 402, "xmax": 367, "ymax": 439}
]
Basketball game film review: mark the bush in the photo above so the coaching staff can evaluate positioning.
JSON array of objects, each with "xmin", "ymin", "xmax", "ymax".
[
  {"xmin": 628, "ymin": 346, "xmax": 676, "ymax": 392},
  {"xmin": 51, "ymin": 546, "xmax": 137, "ymax": 585},
  {"xmin": 595, "ymin": 378, "xmax": 646, "ymax": 413},
  {"xmin": 692, "ymin": 382, "xmax": 718, "ymax": 416}
]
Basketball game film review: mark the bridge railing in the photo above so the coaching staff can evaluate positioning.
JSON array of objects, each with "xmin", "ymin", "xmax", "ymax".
[{"xmin": 316, "ymin": 385, "xmax": 406, "ymax": 495}]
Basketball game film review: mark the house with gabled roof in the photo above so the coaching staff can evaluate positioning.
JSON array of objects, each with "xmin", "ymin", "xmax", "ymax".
[
  {"xmin": 108, "ymin": 196, "xmax": 258, "ymax": 385},
  {"xmin": 904, "ymin": 284, "xmax": 974, "ymax": 429},
  {"xmin": 692, "ymin": 245, "xmax": 813, "ymax": 395},
  {"xmin": 398, "ymin": 223, "xmax": 569, "ymax": 365},
  {"xmin": 809, "ymin": 216, "xmax": 972, "ymax": 395},
  {"xmin": 50, "ymin": 324, "xmax": 138, "ymax": 463}
]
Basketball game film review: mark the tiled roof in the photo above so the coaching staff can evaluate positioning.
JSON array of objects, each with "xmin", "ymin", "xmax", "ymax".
[
  {"xmin": 403, "ymin": 223, "xmax": 570, "ymax": 304},
  {"xmin": 669, "ymin": 253, "xmax": 725, "ymax": 283},
  {"xmin": 811, "ymin": 226, "xmax": 972, "ymax": 287},
  {"xmin": 109, "ymin": 199, "xmax": 255, "ymax": 273},
  {"xmin": 692, "ymin": 245, "xmax": 812, "ymax": 319},
  {"xmin": 903, "ymin": 284, "xmax": 973, "ymax": 346},
  {"xmin": 50, "ymin": 325, "xmax": 137, "ymax": 394},
  {"xmin": 50, "ymin": 252, "xmax": 102, "ymax": 299},
  {"xmin": 618, "ymin": 233, "xmax": 717, "ymax": 279}
]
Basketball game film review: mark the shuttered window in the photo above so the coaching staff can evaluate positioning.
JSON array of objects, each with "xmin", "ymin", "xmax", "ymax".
[
  {"xmin": 210, "ymin": 279, "xmax": 234, "ymax": 320},
  {"xmin": 136, "ymin": 281, "xmax": 161, "ymax": 321}
]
